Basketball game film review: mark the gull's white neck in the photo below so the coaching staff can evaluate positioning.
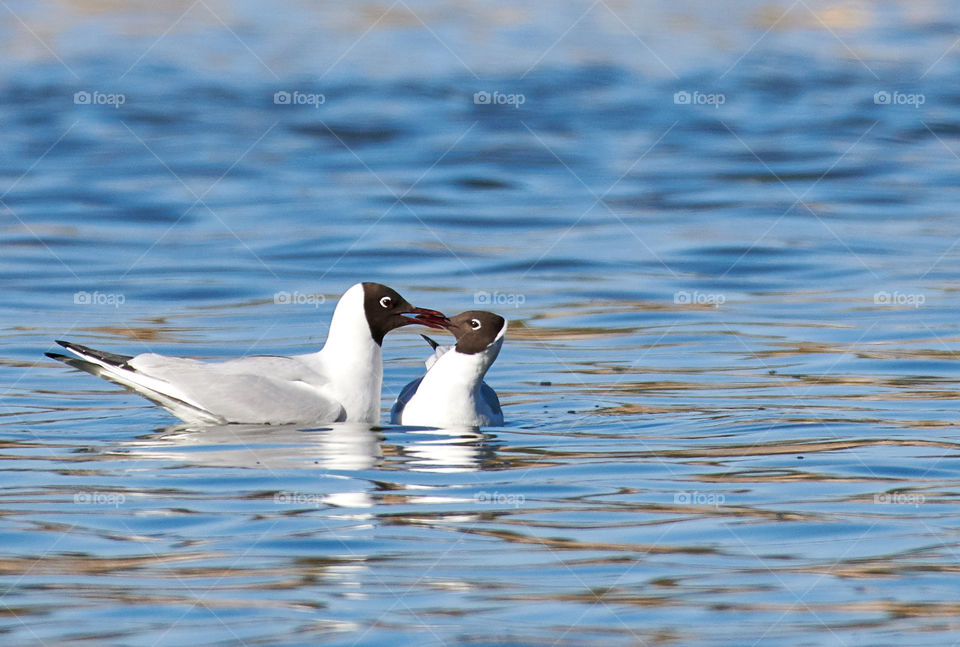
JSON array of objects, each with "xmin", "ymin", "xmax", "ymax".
[
  {"xmin": 317, "ymin": 284, "xmax": 382, "ymax": 422},
  {"xmin": 415, "ymin": 337, "xmax": 501, "ymax": 406}
]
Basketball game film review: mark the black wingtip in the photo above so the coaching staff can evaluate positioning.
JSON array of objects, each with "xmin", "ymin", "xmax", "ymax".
[
  {"xmin": 46, "ymin": 352, "xmax": 68, "ymax": 361},
  {"xmin": 420, "ymin": 334, "xmax": 439, "ymax": 350},
  {"xmin": 51, "ymin": 340, "xmax": 133, "ymax": 367}
]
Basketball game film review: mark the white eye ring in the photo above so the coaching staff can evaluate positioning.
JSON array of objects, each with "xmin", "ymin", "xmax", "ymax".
[
  {"xmin": 380, "ymin": 296, "xmax": 392, "ymax": 308},
  {"xmin": 470, "ymin": 319, "xmax": 482, "ymax": 330}
]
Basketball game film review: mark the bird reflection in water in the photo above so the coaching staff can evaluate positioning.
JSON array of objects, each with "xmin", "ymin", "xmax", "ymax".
[
  {"xmin": 393, "ymin": 427, "xmax": 497, "ymax": 473},
  {"xmin": 122, "ymin": 423, "xmax": 499, "ymax": 475}
]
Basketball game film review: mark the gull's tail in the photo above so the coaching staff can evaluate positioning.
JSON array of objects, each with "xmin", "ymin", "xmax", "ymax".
[{"xmin": 46, "ymin": 340, "xmax": 222, "ymax": 423}]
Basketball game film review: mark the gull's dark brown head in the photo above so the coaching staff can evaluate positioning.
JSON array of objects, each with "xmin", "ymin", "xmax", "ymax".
[
  {"xmin": 361, "ymin": 282, "xmax": 448, "ymax": 345},
  {"xmin": 440, "ymin": 310, "xmax": 507, "ymax": 355}
]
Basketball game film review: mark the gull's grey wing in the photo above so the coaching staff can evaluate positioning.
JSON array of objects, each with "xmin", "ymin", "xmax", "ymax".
[
  {"xmin": 47, "ymin": 344, "xmax": 226, "ymax": 423},
  {"xmin": 50, "ymin": 343, "xmax": 344, "ymax": 424},
  {"xmin": 390, "ymin": 376, "xmax": 423, "ymax": 424},
  {"xmin": 480, "ymin": 382, "xmax": 502, "ymax": 417},
  {"xmin": 126, "ymin": 354, "xmax": 344, "ymax": 424}
]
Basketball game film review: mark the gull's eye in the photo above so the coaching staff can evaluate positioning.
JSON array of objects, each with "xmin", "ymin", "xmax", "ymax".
[
  {"xmin": 380, "ymin": 296, "xmax": 392, "ymax": 309},
  {"xmin": 470, "ymin": 319, "xmax": 482, "ymax": 330}
]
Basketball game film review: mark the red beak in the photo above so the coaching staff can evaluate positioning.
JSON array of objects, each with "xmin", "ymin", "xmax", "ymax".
[{"xmin": 404, "ymin": 307, "xmax": 449, "ymax": 329}]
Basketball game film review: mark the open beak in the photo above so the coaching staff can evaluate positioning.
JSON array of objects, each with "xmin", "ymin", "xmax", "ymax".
[{"xmin": 403, "ymin": 307, "xmax": 450, "ymax": 330}]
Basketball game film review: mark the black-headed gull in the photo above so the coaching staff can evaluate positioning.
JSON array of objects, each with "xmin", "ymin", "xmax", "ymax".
[
  {"xmin": 47, "ymin": 282, "xmax": 448, "ymax": 425},
  {"xmin": 391, "ymin": 310, "xmax": 506, "ymax": 427}
]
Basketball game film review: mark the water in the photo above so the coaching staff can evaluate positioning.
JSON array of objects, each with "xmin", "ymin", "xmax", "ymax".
[{"xmin": 3, "ymin": 1, "xmax": 960, "ymax": 644}]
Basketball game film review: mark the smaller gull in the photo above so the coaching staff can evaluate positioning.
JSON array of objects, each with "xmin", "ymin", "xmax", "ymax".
[{"xmin": 391, "ymin": 310, "xmax": 506, "ymax": 427}]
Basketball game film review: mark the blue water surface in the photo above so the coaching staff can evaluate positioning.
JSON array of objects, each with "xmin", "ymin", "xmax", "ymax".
[{"xmin": 3, "ymin": 1, "xmax": 960, "ymax": 645}]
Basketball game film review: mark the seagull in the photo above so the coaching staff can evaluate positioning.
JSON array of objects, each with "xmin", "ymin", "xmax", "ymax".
[
  {"xmin": 391, "ymin": 310, "xmax": 506, "ymax": 427},
  {"xmin": 46, "ymin": 282, "xmax": 448, "ymax": 425}
]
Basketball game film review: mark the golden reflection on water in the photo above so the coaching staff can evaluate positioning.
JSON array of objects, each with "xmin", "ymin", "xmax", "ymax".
[{"xmin": 4, "ymin": 0, "xmax": 930, "ymax": 84}]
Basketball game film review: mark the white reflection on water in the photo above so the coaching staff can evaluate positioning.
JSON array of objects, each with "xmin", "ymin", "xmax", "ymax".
[
  {"xmin": 402, "ymin": 428, "xmax": 489, "ymax": 473},
  {"xmin": 126, "ymin": 423, "xmax": 383, "ymax": 470},
  {"xmin": 121, "ymin": 422, "xmax": 493, "ymax": 474}
]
